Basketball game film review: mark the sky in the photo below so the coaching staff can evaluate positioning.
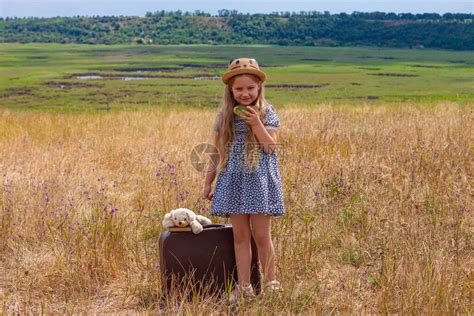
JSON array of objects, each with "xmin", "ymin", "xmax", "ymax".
[{"xmin": 1, "ymin": 0, "xmax": 473, "ymax": 18}]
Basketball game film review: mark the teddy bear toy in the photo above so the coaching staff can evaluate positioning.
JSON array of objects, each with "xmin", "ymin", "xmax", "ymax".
[{"xmin": 162, "ymin": 208, "xmax": 212, "ymax": 234}]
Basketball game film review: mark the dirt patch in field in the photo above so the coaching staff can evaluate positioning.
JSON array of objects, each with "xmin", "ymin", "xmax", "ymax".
[
  {"xmin": 180, "ymin": 63, "xmax": 224, "ymax": 69},
  {"xmin": 0, "ymin": 87, "xmax": 37, "ymax": 98},
  {"xmin": 338, "ymin": 96, "xmax": 380, "ymax": 100},
  {"xmin": 138, "ymin": 83, "xmax": 203, "ymax": 87},
  {"xmin": 150, "ymin": 91, "xmax": 171, "ymax": 96},
  {"xmin": 351, "ymin": 82, "xmax": 362, "ymax": 86},
  {"xmin": 43, "ymin": 81, "xmax": 103, "ymax": 89},
  {"xmin": 409, "ymin": 64, "xmax": 442, "ymax": 69},
  {"xmin": 118, "ymin": 100, "xmax": 151, "ymax": 104},
  {"xmin": 359, "ymin": 67, "xmax": 381, "ymax": 71},
  {"xmin": 115, "ymin": 64, "xmax": 226, "ymax": 72},
  {"xmin": 181, "ymin": 95, "xmax": 202, "ymax": 100},
  {"xmin": 260, "ymin": 64, "xmax": 286, "ymax": 67},
  {"xmin": 79, "ymin": 98, "xmax": 110, "ymax": 104},
  {"xmin": 114, "ymin": 67, "xmax": 184, "ymax": 72},
  {"xmin": 80, "ymin": 49, "xmax": 113, "ymax": 54},
  {"xmin": 266, "ymin": 83, "xmax": 329, "ymax": 89},
  {"xmin": 80, "ymin": 91, "xmax": 114, "ymax": 98},
  {"xmin": 27, "ymin": 56, "xmax": 47, "ymax": 59},
  {"xmin": 68, "ymin": 73, "xmax": 219, "ymax": 80},
  {"xmin": 369, "ymin": 73, "xmax": 418, "ymax": 77}
]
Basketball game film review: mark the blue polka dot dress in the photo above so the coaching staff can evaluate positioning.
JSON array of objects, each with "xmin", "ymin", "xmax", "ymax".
[{"xmin": 211, "ymin": 104, "xmax": 285, "ymax": 218}]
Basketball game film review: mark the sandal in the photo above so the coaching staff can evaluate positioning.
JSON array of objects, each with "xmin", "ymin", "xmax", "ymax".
[
  {"xmin": 229, "ymin": 284, "xmax": 254, "ymax": 305},
  {"xmin": 264, "ymin": 280, "xmax": 282, "ymax": 292}
]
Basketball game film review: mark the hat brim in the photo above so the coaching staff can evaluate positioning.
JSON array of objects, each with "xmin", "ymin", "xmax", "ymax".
[{"xmin": 222, "ymin": 68, "xmax": 266, "ymax": 84}]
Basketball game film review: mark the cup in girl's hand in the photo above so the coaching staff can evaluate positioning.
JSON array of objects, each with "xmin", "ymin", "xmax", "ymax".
[{"xmin": 233, "ymin": 105, "xmax": 250, "ymax": 117}]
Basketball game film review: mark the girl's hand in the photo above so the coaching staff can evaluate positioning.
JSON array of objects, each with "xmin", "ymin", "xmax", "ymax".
[
  {"xmin": 203, "ymin": 183, "xmax": 213, "ymax": 201},
  {"xmin": 242, "ymin": 106, "xmax": 262, "ymax": 128}
]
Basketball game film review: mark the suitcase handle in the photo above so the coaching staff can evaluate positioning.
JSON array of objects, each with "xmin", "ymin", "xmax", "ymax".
[{"xmin": 203, "ymin": 224, "xmax": 231, "ymax": 229}]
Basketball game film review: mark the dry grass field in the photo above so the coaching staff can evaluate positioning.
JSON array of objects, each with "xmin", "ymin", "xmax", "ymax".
[{"xmin": 0, "ymin": 103, "xmax": 472, "ymax": 313}]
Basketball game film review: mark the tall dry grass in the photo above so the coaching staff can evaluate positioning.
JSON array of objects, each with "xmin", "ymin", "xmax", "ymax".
[{"xmin": 0, "ymin": 104, "xmax": 472, "ymax": 313}]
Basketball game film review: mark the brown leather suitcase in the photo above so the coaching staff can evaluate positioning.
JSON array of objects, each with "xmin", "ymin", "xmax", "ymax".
[{"xmin": 159, "ymin": 224, "xmax": 260, "ymax": 297}]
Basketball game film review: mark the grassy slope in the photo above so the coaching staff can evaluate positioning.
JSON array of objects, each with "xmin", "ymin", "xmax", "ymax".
[{"xmin": 0, "ymin": 44, "xmax": 473, "ymax": 111}]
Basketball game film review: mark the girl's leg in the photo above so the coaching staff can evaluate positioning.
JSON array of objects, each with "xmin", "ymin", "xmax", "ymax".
[
  {"xmin": 250, "ymin": 214, "xmax": 276, "ymax": 282},
  {"xmin": 230, "ymin": 214, "xmax": 252, "ymax": 287}
]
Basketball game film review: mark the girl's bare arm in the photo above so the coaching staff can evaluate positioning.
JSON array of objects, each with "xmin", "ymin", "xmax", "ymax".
[
  {"xmin": 242, "ymin": 107, "xmax": 278, "ymax": 154},
  {"xmin": 251, "ymin": 122, "xmax": 278, "ymax": 155}
]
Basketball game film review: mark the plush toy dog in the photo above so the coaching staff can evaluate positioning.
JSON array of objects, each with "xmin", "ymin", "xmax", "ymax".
[{"xmin": 162, "ymin": 208, "xmax": 212, "ymax": 234}]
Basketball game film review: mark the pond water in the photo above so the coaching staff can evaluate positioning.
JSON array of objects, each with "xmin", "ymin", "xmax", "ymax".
[
  {"xmin": 76, "ymin": 76, "xmax": 147, "ymax": 81},
  {"xmin": 121, "ymin": 77, "xmax": 146, "ymax": 81},
  {"xmin": 76, "ymin": 75, "xmax": 103, "ymax": 80},
  {"xmin": 193, "ymin": 76, "xmax": 220, "ymax": 80}
]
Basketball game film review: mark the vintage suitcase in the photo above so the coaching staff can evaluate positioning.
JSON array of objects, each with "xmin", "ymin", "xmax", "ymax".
[{"xmin": 159, "ymin": 224, "xmax": 260, "ymax": 297}]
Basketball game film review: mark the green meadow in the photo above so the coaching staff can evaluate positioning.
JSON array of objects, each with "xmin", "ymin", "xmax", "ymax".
[{"xmin": 1, "ymin": 43, "xmax": 473, "ymax": 111}]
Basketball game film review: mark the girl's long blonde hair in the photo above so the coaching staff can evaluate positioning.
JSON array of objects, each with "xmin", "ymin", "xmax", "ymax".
[{"xmin": 214, "ymin": 74, "xmax": 269, "ymax": 174}]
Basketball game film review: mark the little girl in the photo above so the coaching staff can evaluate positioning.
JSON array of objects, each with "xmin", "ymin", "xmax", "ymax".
[{"xmin": 202, "ymin": 58, "xmax": 285, "ymax": 303}]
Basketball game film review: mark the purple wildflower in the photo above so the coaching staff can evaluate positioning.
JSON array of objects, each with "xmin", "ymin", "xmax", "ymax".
[{"xmin": 459, "ymin": 206, "xmax": 467, "ymax": 213}]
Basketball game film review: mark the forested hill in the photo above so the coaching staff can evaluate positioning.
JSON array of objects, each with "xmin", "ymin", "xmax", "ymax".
[{"xmin": 1, "ymin": 10, "xmax": 473, "ymax": 50}]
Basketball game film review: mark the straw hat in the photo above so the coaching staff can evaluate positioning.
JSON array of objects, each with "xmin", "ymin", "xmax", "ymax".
[{"xmin": 222, "ymin": 58, "xmax": 266, "ymax": 84}]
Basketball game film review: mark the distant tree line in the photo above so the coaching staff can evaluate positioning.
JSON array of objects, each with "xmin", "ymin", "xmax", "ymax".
[{"xmin": 1, "ymin": 11, "xmax": 473, "ymax": 50}]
